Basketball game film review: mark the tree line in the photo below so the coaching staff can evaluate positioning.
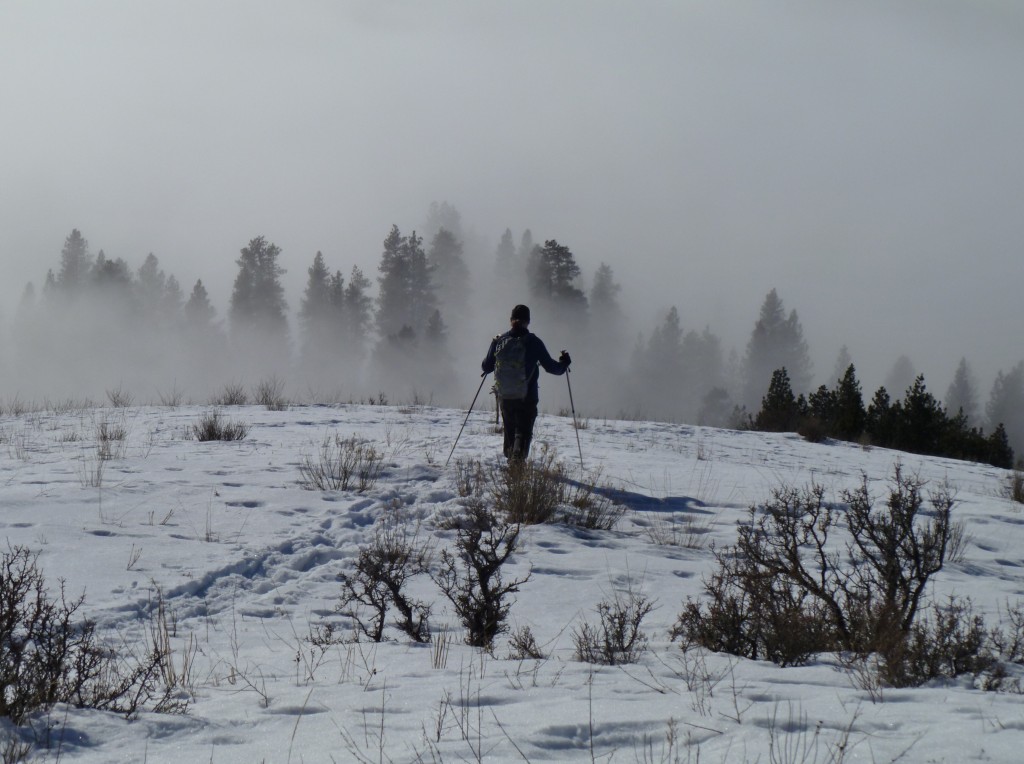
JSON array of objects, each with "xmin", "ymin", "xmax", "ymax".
[{"xmin": 2, "ymin": 210, "xmax": 1023, "ymax": 468}]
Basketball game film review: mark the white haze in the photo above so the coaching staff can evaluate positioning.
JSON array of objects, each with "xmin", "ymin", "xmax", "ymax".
[{"xmin": 2, "ymin": 0, "xmax": 1023, "ymax": 402}]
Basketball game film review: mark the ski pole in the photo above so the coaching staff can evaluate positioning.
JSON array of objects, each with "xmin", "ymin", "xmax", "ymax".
[
  {"xmin": 565, "ymin": 367, "xmax": 584, "ymax": 471},
  {"xmin": 445, "ymin": 372, "xmax": 489, "ymax": 468}
]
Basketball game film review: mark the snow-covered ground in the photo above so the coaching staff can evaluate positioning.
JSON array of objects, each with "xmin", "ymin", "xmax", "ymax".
[{"xmin": 1, "ymin": 401, "xmax": 1023, "ymax": 762}]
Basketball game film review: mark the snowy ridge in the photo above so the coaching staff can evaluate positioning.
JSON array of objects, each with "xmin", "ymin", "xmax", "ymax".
[{"xmin": 1, "ymin": 403, "xmax": 1023, "ymax": 762}]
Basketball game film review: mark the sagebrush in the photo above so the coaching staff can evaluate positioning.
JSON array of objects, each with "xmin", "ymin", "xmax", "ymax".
[
  {"xmin": 673, "ymin": 465, "xmax": 965, "ymax": 681},
  {"xmin": 0, "ymin": 546, "xmax": 182, "ymax": 726}
]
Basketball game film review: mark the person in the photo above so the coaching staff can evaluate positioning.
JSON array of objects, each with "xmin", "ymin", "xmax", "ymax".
[{"xmin": 481, "ymin": 304, "xmax": 571, "ymax": 461}]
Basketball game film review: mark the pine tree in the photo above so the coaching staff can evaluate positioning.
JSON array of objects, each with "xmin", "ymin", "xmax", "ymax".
[
  {"xmin": 986, "ymin": 362, "xmax": 1024, "ymax": 456},
  {"xmin": 56, "ymin": 229, "xmax": 92, "ymax": 293},
  {"xmin": 375, "ymin": 225, "xmax": 406, "ymax": 338},
  {"xmin": 986, "ymin": 424, "xmax": 1014, "ymax": 469},
  {"xmin": 517, "ymin": 230, "xmax": 534, "ymax": 268},
  {"xmin": 425, "ymin": 309, "xmax": 447, "ymax": 347},
  {"xmin": 638, "ymin": 307, "xmax": 684, "ymax": 420},
  {"xmin": 899, "ymin": 375, "xmax": 946, "ymax": 454},
  {"xmin": 678, "ymin": 327, "xmax": 725, "ymax": 422},
  {"xmin": 342, "ymin": 265, "xmax": 373, "ymax": 357},
  {"xmin": 136, "ymin": 253, "xmax": 167, "ymax": 307},
  {"xmin": 299, "ymin": 251, "xmax": 336, "ymax": 365},
  {"xmin": 754, "ymin": 368, "xmax": 804, "ymax": 432},
  {"xmin": 528, "ymin": 240, "xmax": 581, "ymax": 300},
  {"xmin": 741, "ymin": 289, "xmax": 811, "ymax": 408},
  {"xmin": 832, "ymin": 364, "xmax": 866, "ymax": 441},
  {"xmin": 945, "ymin": 357, "xmax": 979, "ymax": 424},
  {"xmin": 375, "ymin": 225, "xmax": 437, "ymax": 339},
  {"xmin": 229, "ymin": 235, "xmax": 289, "ymax": 349},
  {"xmin": 495, "ymin": 228, "xmax": 517, "ymax": 280},
  {"xmin": 423, "ymin": 201, "xmax": 463, "ymax": 243},
  {"xmin": 806, "ymin": 384, "xmax": 837, "ymax": 432},
  {"xmin": 649, "ymin": 307, "xmax": 683, "ymax": 371},
  {"xmin": 698, "ymin": 387, "xmax": 734, "ymax": 428},
  {"xmin": 162, "ymin": 275, "xmax": 184, "ymax": 323},
  {"xmin": 428, "ymin": 228, "xmax": 469, "ymax": 320},
  {"xmin": 831, "ymin": 345, "xmax": 853, "ymax": 386},
  {"xmin": 583, "ymin": 262, "xmax": 628, "ymax": 405},
  {"xmin": 135, "ymin": 253, "xmax": 182, "ymax": 324},
  {"xmin": 589, "ymin": 263, "xmax": 622, "ymax": 320},
  {"xmin": 182, "ymin": 278, "xmax": 227, "ymax": 393},
  {"xmin": 91, "ymin": 251, "xmax": 133, "ymax": 292},
  {"xmin": 184, "ymin": 279, "xmax": 216, "ymax": 329},
  {"xmin": 527, "ymin": 239, "xmax": 588, "ymax": 331},
  {"xmin": 884, "ymin": 355, "xmax": 917, "ymax": 398},
  {"xmin": 865, "ymin": 387, "xmax": 896, "ymax": 446}
]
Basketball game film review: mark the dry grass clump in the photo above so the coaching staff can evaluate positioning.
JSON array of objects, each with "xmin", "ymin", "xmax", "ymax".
[
  {"xmin": 190, "ymin": 410, "xmax": 250, "ymax": 442},
  {"xmin": 644, "ymin": 512, "xmax": 713, "ymax": 550},
  {"xmin": 1006, "ymin": 466, "xmax": 1024, "ymax": 505},
  {"xmin": 298, "ymin": 433, "xmax": 384, "ymax": 492},
  {"xmin": 212, "ymin": 382, "xmax": 248, "ymax": 406},
  {"xmin": 252, "ymin": 375, "xmax": 287, "ymax": 411},
  {"xmin": 456, "ymin": 448, "xmax": 625, "ymax": 530}
]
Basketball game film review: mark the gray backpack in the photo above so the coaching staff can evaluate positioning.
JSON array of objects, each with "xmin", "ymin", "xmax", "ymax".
[{"xmin": 493, "ymin": 334, "xmax": 529, "ymax": 400}]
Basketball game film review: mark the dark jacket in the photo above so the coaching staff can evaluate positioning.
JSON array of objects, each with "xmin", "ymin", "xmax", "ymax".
[{"xmin": 482, "ymin": 326, "xmax": 568, "ymax": 403}]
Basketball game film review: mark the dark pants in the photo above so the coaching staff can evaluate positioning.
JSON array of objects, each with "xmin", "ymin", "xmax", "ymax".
[{"xmin": 499, "ymin": 398, "xmax": 538, "ymax": 461}]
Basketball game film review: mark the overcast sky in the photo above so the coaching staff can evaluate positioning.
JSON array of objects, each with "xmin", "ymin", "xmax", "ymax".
[{"xmin": 2, "ymin": 0, "xmax": 1022, "ymax": 393}]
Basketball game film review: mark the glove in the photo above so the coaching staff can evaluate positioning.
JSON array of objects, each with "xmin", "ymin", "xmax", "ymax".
[{"xmin": 559, "ymin": 350, "xmax": 571, "ymax": 368}]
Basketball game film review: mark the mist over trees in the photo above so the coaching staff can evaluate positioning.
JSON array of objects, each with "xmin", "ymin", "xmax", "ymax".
[
  {"xmin": 741, "ymin": 288, "xmax": 812, "ymax": 410},
  {"xmin": 2, "ymin": 215, "xmax": 1022, "ymax": 466},
  {"xmin": 945, "ymin": 357, "xmax": 979, "ymax": 423},
  {"xmin": 230, "ymin": 236, "xmax": 289, "ymax": 378}
]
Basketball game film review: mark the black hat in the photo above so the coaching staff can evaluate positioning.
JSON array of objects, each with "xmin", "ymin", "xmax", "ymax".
[{"xmin": 510, "ymin": 304, "xmax": 531, "ymax": 323}]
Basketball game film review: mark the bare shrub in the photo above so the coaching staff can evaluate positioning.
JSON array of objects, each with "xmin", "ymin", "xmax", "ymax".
[
  {"xmin": 990, "ymin": 601, "xmax": 1024, "ymax": 665},
  {"xmin": 0, "ymin": 546, "xmax": 183, "ymax": 725},
  {"xmin": 213, "ymin": 381, "xmax": 248, "ymax": 406},
  {"xmin": 507, "ymin": 625, "xmax": 545, "ymax": 660},
  {"xmin": 190, "ymin": 410, "xmax": 250, "ymax": 442},
  {"xmin": 1, "ymin": 735, "xmax": 33, "ymax": 763},
  {"xmin": 453, "ymin": 458, "xmax": 487, "ymax": 498},
  {"xmin": 3, "ymin": 397, "xmax": 28, "ymax": 418},
  {"xmin": 105, "ymin": 385, "xmax": 134, "ymax": 408},
  {"xmin": 97, "ymin": 416, "xmax": 129, "ymax": 461},
  {"xmin": 573, "ymin": 583, "xmax": 655, "ymax": 665},
  {"xmin": 252, "ymin": 375, "xmax": 287, "ymax": 411},
  {"xmin": 674, "ymin": 464, "xmax": 959, "ymax": 673},
  {"xmin": 878, "ymin": 596, "xmax": 996, "ymax": 687},
  {"xmin": 844, "ymin": 466, "xmax": 956, "ymax": 650},
  {"xmin": 298, "ymin": 434, "xmax": 384, "ymax": 492},
  {"xmin": 0, "ymin": 546, "xmax": 102, "ymax": 724},
  {"xmin": 157, "ymin": 383, "xmax": 185, "ymax": 407},
  {"xmin": 337, "ymin": 511, "xmax": 433, "ymax": 642},
  {"xmin": 433, "ymin": 501, "xmax": 530, "ymax": 649}
]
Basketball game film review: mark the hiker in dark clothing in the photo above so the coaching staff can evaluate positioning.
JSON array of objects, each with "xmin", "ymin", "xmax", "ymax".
[{"xmin": 482, "ymin": 304, "xmax": 571, "ymax": 461}]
